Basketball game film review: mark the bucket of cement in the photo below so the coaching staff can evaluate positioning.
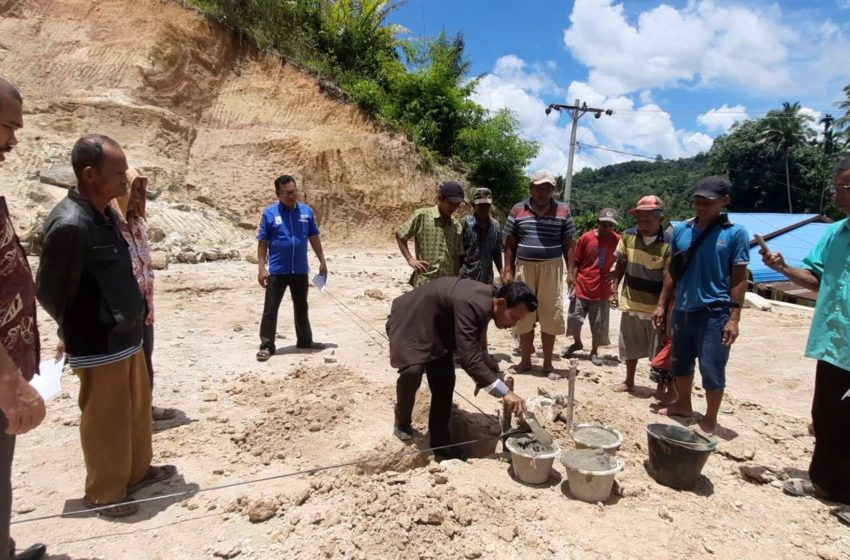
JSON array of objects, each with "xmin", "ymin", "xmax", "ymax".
[
  {"xmin": 645, "ymin": 423, "xmax": 716, "ymax": 490},
  {"xmin": 505, "ymin": 435, "xmax": 561, "ymax": 484},
  {"xmin": 560, "ymin": 449, "xmax": 624, "ymax": 503},
  {"xmin": 571, "ymin": 423, "xmax": 624, "ymax": 454}
]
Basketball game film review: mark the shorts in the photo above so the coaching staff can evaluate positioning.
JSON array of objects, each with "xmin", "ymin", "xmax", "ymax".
[
  {"xmin": 618, "ymin": 312, "xmax": 657, "ymax": 361},
  {"xmin": 671, "ymin": 307, "xmax": 731, "ymax": 391},
  {"xmin": 649, "ymin": 337, "xmax": 673, "ymax": 384},
  {"xmin": 566, "ymin": 297, "xmax": 610, "ymax": 347},
  {"xmin": 512, "ymin": 258, "xmax": 565, "ymax": 336}
]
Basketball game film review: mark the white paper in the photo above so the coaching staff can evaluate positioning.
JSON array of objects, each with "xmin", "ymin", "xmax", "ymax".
[
  {"xmin": 31, "ymin": 356, "xmax": 64, "ymax": 400},
  {"xmin": 312, "ymin": 273, "xmax": 328, "ymax": 292}
]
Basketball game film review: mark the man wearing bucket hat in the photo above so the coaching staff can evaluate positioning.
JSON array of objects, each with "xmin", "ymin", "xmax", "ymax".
[
  {"xmin": 502, "ymin": 169, "xmax": 576, "ymax": 378},
  {"xmin": 563, "ymin": 208, "xmax": 620, "ymax": 367},
  {"xmin": 460, "ymin": 187, "xmax": 503, "ymax": 372},
  {"xmin": 610, "ymin": 195, "xmax": 672, "ymax": 398},
  {"xmin": 653, "ymin": 177, "xmax": 749, "ymax": 436},
  {"xmin": 396, "ymin": 181, "xmax": 465, "ymax": 288}
]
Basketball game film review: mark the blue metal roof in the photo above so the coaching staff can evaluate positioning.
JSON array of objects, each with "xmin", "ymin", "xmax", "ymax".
[{"xmin": 670, "ymin": 213, "xmax": 831, "ymax": 284}]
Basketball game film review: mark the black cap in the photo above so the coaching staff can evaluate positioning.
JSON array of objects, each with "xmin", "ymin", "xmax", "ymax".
[
  {"xmin": 694, "ymin": 176, "xmax": 731, "ymax": 200},
  {"xmin": 438, "ymin": 181, "xmax": 466, "ymax": 204}
]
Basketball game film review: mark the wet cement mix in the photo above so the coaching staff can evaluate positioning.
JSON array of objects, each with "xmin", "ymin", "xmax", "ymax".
[
  {"xmin": 572, "ymin": 426, "xmax": 619, "ymax": 447},
  {"xmin": 561, "ymin": 449, "xmax": 618, "ymax": 472},
  {"xmin": 509, "ymin": 434, "xmax": 557, "ymax": 456}
]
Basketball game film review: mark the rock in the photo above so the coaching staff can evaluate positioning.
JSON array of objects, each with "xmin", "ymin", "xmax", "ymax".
[
  {"xmin": 324, "ymin": 511, "xmax": 342, "ymax": 527},
  {"xmin": 658, "ymin": 508, "xmax": 673, "ymax": 522},
  {"xmin": 203, "ymin": 393, "xmax": 218, "ymax": 402},
  {"xmin": 14, "ymin": 504, "xmax": 35, "ymax": 514},
  {"xmin": 147, "ymin": 225, "xmax": 166, "ymax": 243},
  {"xmin": 432, "ymin": 474, "xmax": 449, "ymax": 485},
  {"xmin": 247, "ymin": 498, "xmax": 278, "ymax": 523},
  {"xmin": 817, "ymin": 546, "xmax": 841, "ymax": 560},
  {"xmin": 39, "ymin": 164, "xmax": 76, "ymax": 189},
  {"xmin": 151, "ymin": 250, "xmax": 169, "ymax": 270},
  {"xmin": 464, "ymin": 552, "xmax": 482, "ymax": 559},
  {"xmin": 364, "ymin": 289, "xmax": 387, "ymax": 300},
  {"xmin": 739, "ymin": 464, "xmax": 777, "ymax": 484},
  {"xmin": 324, "ymin": 357, "xmax": 337, "ymax": 364},
  {"xmin": 494, "ymin": 525, "xmax": 517, "ymax": 542},
  {"xmin": 414, "ymin": 509, "xmax": 444, "ymax": 525},
  {"xmin": 202, "ymin": 250, "xmax": 221, "ymax": 262},
  {"xmin": 213, "ymin": 542, "xmax": 242, "ymax": 559},
  {"xmin": 308, "ymin": 423, "xmax": 322, "ymax": 432},
  {"xmin": 245, "ymin": 253, "xmax": 259, "ymax": 265},
  {"xmin": 294, "ymin": 488, "xmax": 311, "ymax": 506}
]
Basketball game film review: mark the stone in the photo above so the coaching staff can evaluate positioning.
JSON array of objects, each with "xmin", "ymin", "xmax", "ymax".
[
  {"xmin": 308, "ymin": 423, "xmax": 322, "ymax": 432},
  {"xmin": 817, "ymin": 546, "xmax": 841, "ymax": 560},
  {"xmin": 324, "ymin": 357, "xmax": 337, "ymax": 364},
  {"xmin": 432, "ymin": 474, "xmax": 449, "ymax": 485},
  {"xmin": 39, "ymin": 164, "xmax": 76, "ymax": 189},
  {"xmin": 14, "ymin": 504, "xmax": 35, "ymax": 514},
  {"xmin": 247, "ymin": 498, "xmax": 278, "ymax": 523},
  {"xmin": 212, "ymin": 542, "xmax": 242, "ymax": 559},
  {"xmin": 658, "ymin": 509, "xmax": 673, "ymax": 522},
  {"xmin": 739, "ymin": 464, "xmax": 777, "ymax": 484},
  {"xmin": 294, "ymin": 488, "xmax": 311, "ymax": 506},
  {"xmin": 245, "ymin": 253, "xmax": 259, "ymax": 264},
  {"xmin": 203, "ymin": 393, "xmax": 218, "ymax": 402},
  {"xmin": 364, "ymin": 289, "xmax": 387, "ymax": 300},
  {"xmin": 495, "ymin": 525, "xmax": 518, "ymax": 542},
  {"xmin": 147, "ymin": 225, "xmax": 166, "ymax": 243},
  {"xmin": 324, "ymin": 511, "xmax": 342, "ymax": 527},
  {"xmin": 151, "ymin": 250, "xmax": 169, "ymax": 270}
]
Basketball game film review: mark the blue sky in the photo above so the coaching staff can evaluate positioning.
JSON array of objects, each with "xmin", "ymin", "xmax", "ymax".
[{"xmin": 388, "ymin": 0, "xmax": 850, "ymax": 173}]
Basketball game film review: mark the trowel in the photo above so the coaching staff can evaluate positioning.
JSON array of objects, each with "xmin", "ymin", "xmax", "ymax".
[{"xmin": 524, "ymin": 412, "xmax": 554, "ymax": 447}]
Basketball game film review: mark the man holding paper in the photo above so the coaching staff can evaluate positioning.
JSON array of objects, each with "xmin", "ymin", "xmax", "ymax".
[
  {"xmin": 0, "ymin": 76, "xmax": 48, "ymax": 560},
  {"xmin": 256, "ymin": 175, "xmax": 327, "ymax": 361}
]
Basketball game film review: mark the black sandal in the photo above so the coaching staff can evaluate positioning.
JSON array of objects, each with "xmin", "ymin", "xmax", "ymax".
[{"xmin": 256, "ymin": 348, "xmax": 271, "ymax": 362}]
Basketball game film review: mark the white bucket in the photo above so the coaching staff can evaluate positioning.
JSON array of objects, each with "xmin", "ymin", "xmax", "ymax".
[
  {"xmin": 561, "ymin": 450, "xmax": 625, "ymax": 503},
  {"xmin": 505, "ymin": 436, "xmax": 561, "ymax": 485},
  {"xmin": 571, "ymin": 423, "xmax": 624, "ymax": 455}
]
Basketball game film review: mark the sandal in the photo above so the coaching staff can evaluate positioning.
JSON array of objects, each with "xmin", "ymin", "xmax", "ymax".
[
  {"xmin": 783, "ymin": 478, "xmax": 817, "ymax": 497},
  {"xmin": 832, "ymin": 509, "xmax": 850, "ymax": 526},
  {"xmin": 590, "ymin": 354, "xmax": 604, "ymax": 367},
  {"xmin": 82, "ymin": 497, "xmax": 139, "ymax": 518},
  {"xmin": 256, "ymin": 348, "xmax": 271, "ymax": 362},
  {"xmin": 128, "ymin": 464, "xmax": 177, "ymax": 495},
  {"xmin": 561, "ymin": 343, "xmax": 583, "ymax": 358},
  {"xmin": 152, "ymin": 406, "xmax": 177, "ymax": 421}
]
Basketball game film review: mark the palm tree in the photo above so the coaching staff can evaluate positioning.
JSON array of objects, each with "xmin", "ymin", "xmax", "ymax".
[
  {"xmin": 759, "ymin": 102, "xmax": 814, "ymax": 213},
  {"xmin": 835, "ymin": 84, "xmax": 850, "ymax": 141}
]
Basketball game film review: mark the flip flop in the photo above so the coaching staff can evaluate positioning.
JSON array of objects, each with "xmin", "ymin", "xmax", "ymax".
[
  {"xmin": 128, "ymin": 464, "xmax": 177, "ymax": 495},
  {"xmin": 589, "ymin": 354, "xmax": 604, "ymax": 366},
  {"xmin": 783, "ymin": 478, "xmax": 816, "ymax": 497},
  {"xmin": 561, "ymin": 343, "xmax": 583, "ymax": 358},
  {"xmin": 82, "ymin": 497, "xmax": 139, "ymax": 518},
  {"xmin": 152, "ymin": 406, "xmax": 177, "ymax": 421},
  {"xmin": 832, "ymin": 509, "xmax": 850, "ymax": 526},
  {"xmin": 256, "ymin": 348, "xmax": 271, "ymax": 362}
]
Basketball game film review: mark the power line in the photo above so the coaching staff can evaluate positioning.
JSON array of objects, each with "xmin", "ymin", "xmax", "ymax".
[{"xmin": 579, "ymin": 142, "xmax": 658, "ymax": 161}]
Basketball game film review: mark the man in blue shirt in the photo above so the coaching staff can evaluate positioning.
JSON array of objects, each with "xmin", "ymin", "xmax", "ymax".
[
  {"xmin": 653, "ymin": 177, "xmax": 749, "ymax": 436},
  {"xmin": 256, "ymin": 175, "xmax": 327, "ymax": 361},
  {"xmin": 762, "ymin": 156, "xmax": 850, "ymax": 520}
]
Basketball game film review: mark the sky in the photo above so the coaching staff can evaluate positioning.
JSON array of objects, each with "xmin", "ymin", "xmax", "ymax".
[{"xmin": 387, "ymin": 0, "xmax": 850, "ymax": 174}]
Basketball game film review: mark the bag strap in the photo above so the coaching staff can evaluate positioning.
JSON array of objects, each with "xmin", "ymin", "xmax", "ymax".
[{"xmin": 684, "ymin": 214, "xmax": 729, "ymax": 260}]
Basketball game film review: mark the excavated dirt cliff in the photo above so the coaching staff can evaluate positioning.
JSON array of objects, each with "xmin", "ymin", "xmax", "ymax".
[{"xmin": 0, "ymin": 0, "xmax": 444, "ymax": 253}]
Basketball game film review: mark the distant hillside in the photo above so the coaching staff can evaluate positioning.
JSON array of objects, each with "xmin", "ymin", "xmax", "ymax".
[{"xmin": 570, "ymin": 154, "xmax": 711, "ymax": 222}]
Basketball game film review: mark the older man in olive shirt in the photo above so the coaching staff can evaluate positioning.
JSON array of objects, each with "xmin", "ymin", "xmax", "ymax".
[{"xmin": 387, "ymin": 277, "xmax": 534, "ymax": 461}]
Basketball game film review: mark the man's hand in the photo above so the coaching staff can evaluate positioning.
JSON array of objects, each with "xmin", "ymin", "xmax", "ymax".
[
  {"xmin": 722, "ymin": 319, "xmax": 739, "ymax": 347},
  {"xmin": 319, "ymin": 262, "xmax": 328, "ymax": 277},
  {"xmin": 257, "ymin": 268, "xmax": 269, "ymax": 288},
  {"xmin": 760, "ymin": 248, "xmax": 786, "ymax": 271},
  {"xmin": 406, "ymin": 257, "xmax": 430, "ymax": 273},
  {"xmin": 54, "ymin": 341, "xmax": 65, "ymax": 361},
  {"xmin": 608, "ymin": 292, "xmax": 619, "ymax": 310},
  {"xmin": 0, "ymin": 374, "xmax": 46, "ymax": 436},
  {"xmin": 502, "ymin": 391, "xmax": 527, "ymax": 417},
  {"xmin": 500, "ymin": 269, "xmax": 514, "ymax": 285},
  {"xmin": 566, "ymin": 271, "xmax": 576, "ymax": 290},
  {"xmin": 651, "ymin": 304, "xmax": 666, "ymax": 330}
]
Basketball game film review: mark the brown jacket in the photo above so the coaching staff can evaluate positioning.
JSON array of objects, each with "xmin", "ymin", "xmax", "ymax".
[{"xmin": 386, "ymin": 277, "xmax": 496, "ymax": 388}]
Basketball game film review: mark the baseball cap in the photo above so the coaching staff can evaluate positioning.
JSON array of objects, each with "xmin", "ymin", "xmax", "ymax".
[
  {"xmin": 472, "ymin": 187, "xmax": 493, "ymax": 205},
  {"xmin": 597, "ymin": 208, "xmax": 619, "ymax": 224},
  {"xmin": 628, "ymin": 195, "xmax": 665, "ymax": 214},
  {"xmin": 529, "ymin": 169, "xmax": 557, "ymax": 187},
  {"xmin": 694, "ymin": 176, "xmax": 732, "ymax": 200},
  {"xmin": 438, "ymin": 181, "xmax": 466, "ymax": 204}
]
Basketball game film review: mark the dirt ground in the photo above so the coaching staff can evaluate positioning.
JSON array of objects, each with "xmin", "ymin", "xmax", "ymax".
[{"xmin": 9, "ymin": 247, "xmax": 849, "ymax": 560}]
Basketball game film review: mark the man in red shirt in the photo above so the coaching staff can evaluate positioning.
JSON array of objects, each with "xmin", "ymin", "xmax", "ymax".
[{"xmin": 563, "ymin": 209, "xmax": 621, "ymax": 367}]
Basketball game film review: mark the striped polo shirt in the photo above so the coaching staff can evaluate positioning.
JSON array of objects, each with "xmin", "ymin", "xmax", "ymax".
[
  {"xmin": 615, "ymin": 227, "xmax": 671, "ymax": 314},
  {"xmin": 503, "ymin": 198, "xmax": 576, "ymax": 261}
]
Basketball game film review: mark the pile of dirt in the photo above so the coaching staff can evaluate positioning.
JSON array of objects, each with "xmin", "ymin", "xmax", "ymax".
[{"xmin": 0, "ymin": 0, "xmax": 450, "ymax": 252}]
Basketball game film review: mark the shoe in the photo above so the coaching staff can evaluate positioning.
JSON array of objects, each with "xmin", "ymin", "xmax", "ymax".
[
  {"xmin": 16, "ymin": 543, "xmax": 46, "ymax": 560},
  {"xmin": 590, "ymin": 354, "xmax": 604, "ymax": 366},
  {"xmin": 562, "ymin": 343, "xmax": 583, "ymax": 358},
  {"xmin": 296, "ymin": 341, "xmax": 327, "ymax": 350},
  {"xmin": 434, "ymin": 445, "xmax": 468, "ymax": 463},
  {"xmin": 393, "ymin": 426, "xmax": 413, "ymax": 441}
]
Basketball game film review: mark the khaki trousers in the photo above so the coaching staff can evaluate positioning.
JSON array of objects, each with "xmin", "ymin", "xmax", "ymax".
[
  {"xmin": 513, "ymin": 258, "xmax": 565, "ymax": 336},
  {"xmin": 75, "ymin": 350, "xmax": 153, "ymax": 504}
]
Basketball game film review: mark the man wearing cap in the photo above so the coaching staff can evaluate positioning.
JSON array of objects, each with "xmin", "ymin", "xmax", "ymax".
[
  {"xmin": 396, "ymin": 181, "xmax": 465, "ymax": 288},
  {"xmin": 653, "ymin": 177, "xmax": 749, "ymax": 436},
  {"xmin": 502, "ymin": 170, "xmax": 576, "ymax": 377},
  {"xmin": 460, "ymin": 187, "xmax": 503, "ymax": 371},
  {"xmin": 563, "ymin": 208, "xmax": 621, "ymax": 367},
  {"xmin": 610, "ymin": 196, "xmax": 671, "ymax": 396}
]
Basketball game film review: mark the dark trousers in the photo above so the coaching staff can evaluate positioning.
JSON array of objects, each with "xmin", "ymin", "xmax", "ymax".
[
  {"xmin": 810, "ymin": 360, "xmax": 850, "ymax": 504},
  {"xmin": 394, "ymin": 354, "xmax": 456, "ymax": 448},
  {"xmin": 259, "ymin": 274, "xmax": 313, "ymax": 351},
  {"xmin": 142, "ymin": 323, "xmax": 154, "ymax": 389},
  {"xmin": 0, "ymin": 414, "xmax": 15, "ymax": 559}
]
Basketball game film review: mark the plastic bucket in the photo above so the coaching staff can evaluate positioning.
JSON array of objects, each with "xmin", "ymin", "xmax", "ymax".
[
  {"xmin": 560, "ymin": 449, "xmax": 625, "ymax": 503},
  {"xmin": 571, "ymin": 423, "xmax": 624, "ymax": 454},
  {"xmin": 645, "ymin": 423, "xmax": 716, "ymax": 490},
  {"xmin": 505, "ymin": 436, "xmax": 561, "ymax": 484}
]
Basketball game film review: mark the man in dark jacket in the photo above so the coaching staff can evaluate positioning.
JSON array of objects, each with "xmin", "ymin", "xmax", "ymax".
[
  {"xmin": 37, "ymin": 135, "xmax": 176, "ymax": 518},
  {"xmin": 387, "ymin": 277, "xmax": 533, "ymax": 461}
]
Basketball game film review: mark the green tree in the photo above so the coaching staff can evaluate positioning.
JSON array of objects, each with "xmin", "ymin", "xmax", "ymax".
[
  {"xmin": 759, "ymin": 102, "xmax": 814, "ymax": 213},
  {"xmin": 835, "ymin": 84, "xmax": 850, "ymax": 143},
  {"xmin": 455, "ymin": 109, "xmax": 539, "ymax": 209}
]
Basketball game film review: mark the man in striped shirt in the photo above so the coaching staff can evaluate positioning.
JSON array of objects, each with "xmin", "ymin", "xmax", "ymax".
[
  {"xmin": 502, "ymin": 169, "xmax": 576, "ymax": 377},
  {"xmin": 610, "ymin": 195, "xmax": 671, "ymax": 396},
  {"xmin": 37, "ymin": 135, "xmax": 176, "ymax": 518}
]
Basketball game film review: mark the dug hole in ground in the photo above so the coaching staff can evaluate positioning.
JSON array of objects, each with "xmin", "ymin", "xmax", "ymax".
[{"xmin": 12, "ymin": 249, "xmax": 850, "ymax": 560}]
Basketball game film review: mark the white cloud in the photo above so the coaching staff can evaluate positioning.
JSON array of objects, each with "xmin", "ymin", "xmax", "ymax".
[
  {"xmin": 697, "ymin": 104, "xmax": 749, "ymax": 134},
  {"xmin": 491, "ymin": 55, "xmax": 564, "ymax": 95},
  {"xmin": 563, "ymin": 0, "xmax": 795, "ymax": 97}
]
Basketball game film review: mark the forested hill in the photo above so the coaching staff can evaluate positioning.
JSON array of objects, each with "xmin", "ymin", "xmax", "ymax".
[{"xmin": 570, "ymin": 155, "xmax": 711, "ymax": 222}]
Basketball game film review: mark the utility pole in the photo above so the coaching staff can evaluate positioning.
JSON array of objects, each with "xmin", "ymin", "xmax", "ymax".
[{"xmin": 546, "ymin": 100, "xmax": 613, "ymax": 205}]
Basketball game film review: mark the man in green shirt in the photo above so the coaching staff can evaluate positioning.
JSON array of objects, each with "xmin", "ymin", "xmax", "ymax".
[
  {"xmin": 762, "ymin": 155, "xmax": 850, "ymax": 522},
  {"xmin": 396, "ymin": 182, "xmax": 465, "ymax": 288}
]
